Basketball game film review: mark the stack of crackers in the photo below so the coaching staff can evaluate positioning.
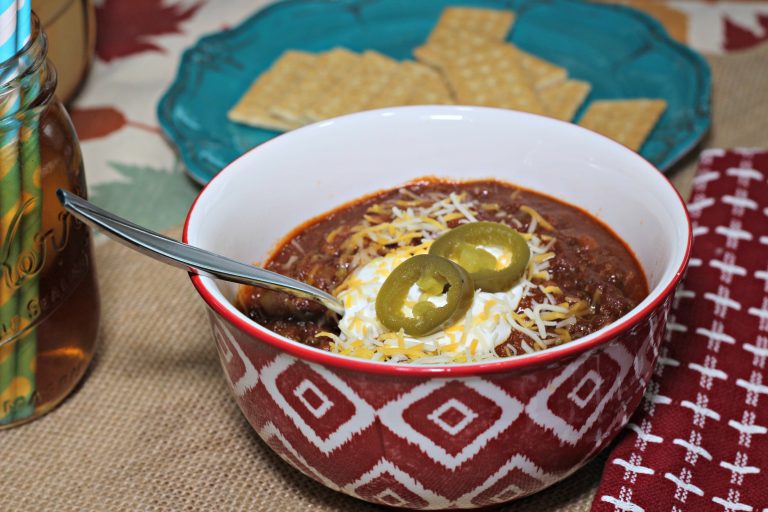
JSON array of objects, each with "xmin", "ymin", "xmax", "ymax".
[
  {"xmin": 228, "ymin": 48, "xmax": 453, "ymax": 131},
  {"xmin": 228, "ymin": 6, "xmax": 667, "ymax": 152}
]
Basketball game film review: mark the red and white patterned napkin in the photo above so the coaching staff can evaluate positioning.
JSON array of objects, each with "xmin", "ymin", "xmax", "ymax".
[{"xmin": 593, "ymin": 149, "xmax": 768, "ymax": 512}]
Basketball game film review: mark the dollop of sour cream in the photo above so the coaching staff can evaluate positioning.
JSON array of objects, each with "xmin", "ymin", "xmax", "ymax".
[{"xmin": 335, "ymin": 245, "xmax": 525, "ymax": 363}]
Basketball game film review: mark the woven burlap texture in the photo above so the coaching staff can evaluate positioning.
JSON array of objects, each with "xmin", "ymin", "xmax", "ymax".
[
  {"xmin": 1, "ymin": 44, "xmax": 766, "ymax": 512},
  {"xmin": 669, "ymin": 43, "xmax": 768, "ymax": 198}
]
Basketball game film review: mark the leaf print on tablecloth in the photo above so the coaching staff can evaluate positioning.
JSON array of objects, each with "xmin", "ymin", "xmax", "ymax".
[
  {"xmin": 90, "ymin": 161, "xmax": 199, "ymax": 232},
  {"xmin": 724, "ymin": 14, "xmax": 768, "ymax": 51},
  {"xmin": 71, "ymin": 107, "xmax": 161, "ymax": 141},
  {"xmin": 96, "ymin": 0, "xmax": 205, "ymax": 62},
  {"xmin": 71, "ymin": 107, "xmax": 126, "ymax": 140}
]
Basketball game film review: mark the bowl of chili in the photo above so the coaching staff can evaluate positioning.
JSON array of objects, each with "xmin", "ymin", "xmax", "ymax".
[{"xmin": 184, "ymin": 106, "xmax": 691, "ymax": 508}]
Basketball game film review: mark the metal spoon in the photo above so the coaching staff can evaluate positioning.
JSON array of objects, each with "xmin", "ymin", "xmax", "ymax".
[{"xmin": 57, "ymin": 189, "xmax": 345, "ymax": 315}]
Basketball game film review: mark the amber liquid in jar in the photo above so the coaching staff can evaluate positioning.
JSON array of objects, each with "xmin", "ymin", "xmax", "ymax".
[
  {"xmin": 0, "ymin": 16, "xmax": 99, "ymax": 428},
  {"xmin": 27, "ymin": 103, "xmax": 99, "ymax": 422}
]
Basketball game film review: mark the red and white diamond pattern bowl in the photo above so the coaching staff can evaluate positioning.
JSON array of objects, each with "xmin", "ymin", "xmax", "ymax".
[{"xmin": 184, "ymin": 106, "xmax": 691, "ymax": 509}]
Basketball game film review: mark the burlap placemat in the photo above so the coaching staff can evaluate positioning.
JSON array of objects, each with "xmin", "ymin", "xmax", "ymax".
[
  {"xmin": 668, "ymin": 43, "xmax": 768, "ymax": 198},
  {"xmin": 1, "ymin": 44, "xmax": 766, "ymax": 512}
]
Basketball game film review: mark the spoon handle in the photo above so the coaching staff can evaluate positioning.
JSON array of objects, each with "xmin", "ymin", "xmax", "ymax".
[{"xmin": 57, "ymin": 190, "xmax": 344, "ymax": 315}]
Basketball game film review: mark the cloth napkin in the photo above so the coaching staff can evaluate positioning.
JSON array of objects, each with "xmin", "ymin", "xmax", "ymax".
[{"xmin": 593, "ymin": 149, "xmax": 768, "ymax": 512}]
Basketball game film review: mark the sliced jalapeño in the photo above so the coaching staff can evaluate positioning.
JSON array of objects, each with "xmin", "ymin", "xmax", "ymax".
[
  {"xmin": 430, "ymin": 221, "xmax": 529, "ymax": 292},
  {"xmin": 375, "ymin": 254, "xmax": 474, "ymax": 336}
]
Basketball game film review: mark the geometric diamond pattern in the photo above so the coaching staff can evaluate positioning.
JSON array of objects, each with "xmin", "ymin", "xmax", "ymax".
[
  {"xmin": 455, "ymin": 454, "xmax": 556, "ymax": 508},
  {"xmin": 568, "ymin": 370, "xmax": 603, "ymax": 408},
  {"xmin": 342, "ymin": 459, "xmax": 450, "ymax": 509},
  {"xmin": 258, "ymin": 421, "xmax": 341, "ymax": 492},
  {"xmin": 525, "ymin": 344, "xmax": 633, "ymax": 445},
  {"xmin": 427, "ymin": 398, "xmax": 478, "ymax": 436},
  {"xmin": 379, "ymin": 379, "xmax": 524, "ymax": 470},
  {"xmin": 210, "ymin": 296, "xmax": 667, "ymax": 508},
  {"xmin": 294, "ymin": 379, "xmax": 334, "ymax": 419},
  {"xmin": 260, "ymin": 354, "xmax": 376, "ymax": 455},
  {"xmin": 210, "ymin": 315, "xmax": 258, "ymax": 397}
]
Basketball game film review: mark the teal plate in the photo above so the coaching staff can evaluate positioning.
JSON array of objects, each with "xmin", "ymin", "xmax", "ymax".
[{"xmin": 158, "ymin": 0, "xmax": 711, "ymax": 185}]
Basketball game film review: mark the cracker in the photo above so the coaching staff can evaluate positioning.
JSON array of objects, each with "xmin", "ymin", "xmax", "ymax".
[
  {"xmin": 413, "ymin": 43, "xmax": 453, "ymax": 68},
  {"xmin": 428, "ymin": 7, "xmax": 515, "ymax": 43},
  {"xmin": 441, "ymin": 45, "xmax": 546, "ymax": 114},
  {"xmin": 539, "ymin": 79, "xmax": 591, "ymax": 121},
  {"xmin": 270, "ymin": 48, "xmax": 359, "ymax": 124},
  {"xmin": 578, "ymin": 99, "xmax": 667, "ymax": 151},
  {"xmin": 403, "ymin": 62, "xmax": 454, "ymax": 105},
  {"xmin": 365, "ymin": 62, "xmax": 420, "ymax": 109},
  {"xmin": 364, "ymin": 60, "xmax": 454, "ymax": 109},
  {"xmin": 506, "ymin": 44, "xmax": 567, "ymax": 89},
  {"xmin": 415, "ymin": 37, "xmax": 565, "ymax": 91},
  {"xmin": 227, "ymin": 50, "xmax": 317, "ymax": 131},
  {"xmin": 414, "ymin": 31, "xmax": 499, "ymax": 68},
  {"xmin": 305, "ymin": 51, "xmax": 399, "ymax": 120}
]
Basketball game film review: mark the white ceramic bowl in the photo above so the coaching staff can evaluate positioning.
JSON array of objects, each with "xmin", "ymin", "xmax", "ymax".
[{"xmin": 185, "ymin": 106, "xmax": 690, "ymax": 509}]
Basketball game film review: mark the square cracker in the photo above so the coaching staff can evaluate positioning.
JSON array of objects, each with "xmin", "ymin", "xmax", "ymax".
[
  {"xmin": 365, "ymin": 60, "xmax": 453, "ymax": 109},
  {"xmin": 441, "ymin": 44, "xmax": 546, "ymax": 114},
  {"xmin": 414, "ymin": 30, "xmax": 499, "ymax": 68},
  {"xmin": 506, "ymin": 44, "xmax": 567, "ymax": 90},
  {"xmin": 428, "ymin": 7, "xmax": 515, "ymax": 43},
  {"xmin": 365, "ymin": 62, "xmax": 421, "ymax": 109},
  {"xmin": 539, "ymin": 79, "xmax": 591, "ymax": 121},
  {"xmin": 578, "ymin": 99, "xmax": 667, "ymax": 151},
  {"xmin": 403, "ymin": 62, "xmax": 453, "ymax": 105},
  {"xmin": 305, "ymin": 51, "xmax": 399, "ymax": 121},
  {"xmin": 271, "ymin": 48, "xmax": 359, "ymax": 124},
  {"xmin": 227, "ymin": 50, "xmax": 317, "ymax": 131},
  {"xmin": 415, "ymin": 36, "xmax": 565, "ymax": 91}
]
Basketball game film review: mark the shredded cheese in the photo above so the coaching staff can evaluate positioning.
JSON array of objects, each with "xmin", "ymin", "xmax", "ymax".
[
  {"xmin": 520, "ymin": 205, "xmax": 555, "ymax": 231},
  {"xmin": 322, "ymin": 191, "xmax": 580, "ymax": 364}
]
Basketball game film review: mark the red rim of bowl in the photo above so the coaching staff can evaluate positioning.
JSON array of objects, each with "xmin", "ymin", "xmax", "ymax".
[{"xmin": 183, "ymin": 107, "xmax": 692, "ymax": 377}]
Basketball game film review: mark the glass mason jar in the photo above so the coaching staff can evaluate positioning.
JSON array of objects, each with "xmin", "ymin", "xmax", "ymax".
[{"xmin": 0, "ymin": 15, "xmax": 100, "ymax": 428}]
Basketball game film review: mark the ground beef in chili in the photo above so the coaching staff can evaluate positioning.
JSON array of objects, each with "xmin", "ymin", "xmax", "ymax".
[{"xmin": 237, "ymin": 179, "xmax": 648, "ymax": 358}]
